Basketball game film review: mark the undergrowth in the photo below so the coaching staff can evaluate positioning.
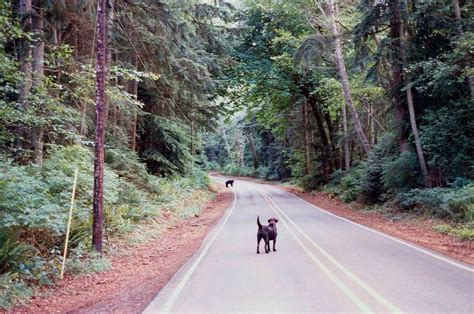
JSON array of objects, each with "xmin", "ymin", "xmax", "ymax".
[{"xmin": 0, "ymin": 145, "xmax": 213, "ymax": 309}]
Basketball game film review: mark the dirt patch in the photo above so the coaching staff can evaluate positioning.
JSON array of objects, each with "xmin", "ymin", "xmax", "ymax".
[
  {"xmin": 279, "ymin": 186, "xmax": 474, "ymax": 265},
  {"xmin": 9, "ymin": 185, "xmax": 233, "ymax": 313}
]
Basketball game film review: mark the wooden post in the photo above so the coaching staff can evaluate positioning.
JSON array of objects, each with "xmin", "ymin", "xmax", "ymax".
[{"xmin": 60, "ymin": 169, "xmax": 79, "ymax": 280}]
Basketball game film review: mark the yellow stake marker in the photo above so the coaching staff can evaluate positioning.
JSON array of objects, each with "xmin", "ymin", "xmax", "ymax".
[{"xmin": 60, "ymin": 168, "xmax": 79, "ymax": 280}]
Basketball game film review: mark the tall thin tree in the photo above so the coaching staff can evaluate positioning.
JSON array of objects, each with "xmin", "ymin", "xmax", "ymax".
[
  {"xmin": 32, "ymin": 0, "xmax": 45, "ymax": 164},
  {"xmin": 323, "ymin": 0, "xmax": 371, "ymax": 154},
  {"xmin": 92, "ymin": 0, "xmax": 107, "ymax": 253},
  {"xmin": 17, "ymin": 0, "xmax": 33, "ymax": 157},
  {"xmin": 399, "ymin": 16, "xmax": 429, "ymax": 186}
]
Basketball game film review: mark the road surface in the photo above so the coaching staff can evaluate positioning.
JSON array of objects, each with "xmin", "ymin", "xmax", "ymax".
[{"xmin": 145, "ymin": 177, "xmax": 474, "ymax": 313}]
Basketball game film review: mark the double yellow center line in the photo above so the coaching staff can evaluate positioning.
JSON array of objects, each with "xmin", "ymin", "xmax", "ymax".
[{"xmin": 258, "ymin": 188, "xmax": 401, "ymax": 314}]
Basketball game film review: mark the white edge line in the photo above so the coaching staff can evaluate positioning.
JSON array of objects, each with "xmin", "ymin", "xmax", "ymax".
[
  {"xmin": 276, "ymin": 188, "xmax": 473, "ymax": 273},
  {"xmin": 146, "ymin": 183, "xmax": 238, "ymax": 313},
  {"xmin": 260, "ymin": 190, "xmax": 400, "ymax": 313}
]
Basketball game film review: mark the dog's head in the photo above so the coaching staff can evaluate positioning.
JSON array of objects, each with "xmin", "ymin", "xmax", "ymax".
[{"xmin": 267, "ymin": 218, "xmax": 278, "ymax": 225}]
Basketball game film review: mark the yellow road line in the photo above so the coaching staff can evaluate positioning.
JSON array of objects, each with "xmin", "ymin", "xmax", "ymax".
[
  {"xmin": 257, "ymin": 190, "xmax": 374, "ymax": 313},
  {"xmin": 259, "ymin": 189, "xmax": 402, "ymax": 314}
]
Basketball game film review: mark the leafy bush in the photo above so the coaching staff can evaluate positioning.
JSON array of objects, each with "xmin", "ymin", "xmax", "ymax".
[
  {"xmin": 339, "ymin": 165, "xmax": 367, "ymax": 202},
  {"xmin": 222, "ymin": 163, "xmax": 255, "ymax": 177},
  {"xmin": 360, "ymin": 134, "xmax": 398, "ymax": 203},
  {"xmin": 140, "ymin": 116, "xmax": 193, "ymax": 176},
  {"xmin": 382, "ymin": 151, "xmax": 421, "ymax": 193},
  {"xmin": 67, "ymin": 248, "xmax": 111, "ymax": 275},
  {"xmin": 105, "ymin": 148, "xmax": 159, "ymax": 194},
  {"xmin": 0, "ymin": 230, "xmax": 33, "ymax": 274},
  {"xmin": 397, "ymin": 183, "xmax": 474, "ymax": 219},
  {"xmin": 420, "ymin": 101, "xmax": 474, "ymax": 181},
  {"xmin": 300, "ymin": 173, "xmax": 320, "ymax": 191},
  {"xmin": 0, "ymin": 273, "xmax": 33, "ymax": 309},
  {"xmin": 323, "ymin": 165, "xmax": 367, "ymax": 202}
]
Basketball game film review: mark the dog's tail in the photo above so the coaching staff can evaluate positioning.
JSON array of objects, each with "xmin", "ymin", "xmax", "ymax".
[{"xmin": 257, "ymin": 215, "xmax": 262, "ymax": 230}]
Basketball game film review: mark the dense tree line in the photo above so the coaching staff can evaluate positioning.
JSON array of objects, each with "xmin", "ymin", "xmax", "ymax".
[
  {"xmin": 204, "ymin": 0, "xmax": 473, "ymax": 220},
  {"xmin": 1, "ymin": 0, "xmax": 235, "ymax": 171}
]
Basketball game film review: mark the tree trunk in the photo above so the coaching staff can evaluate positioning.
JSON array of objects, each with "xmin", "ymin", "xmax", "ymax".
[
  {"xmin": 308, "ymin": 99, "xmax": 334, "ymax": 175},
  {"xmin": 389, "ymin": 0, "xmax": 408, "ymax": 152},
  {"xmin": 104, "ymin": 0, "xmax": 114, "ymax": 124},
  {"xmin": 399, "ymin": 16, "xmax": 430, "ymax": 187},
  {"xmin": 302, "ymin": 102, "xmax": 312, "ymax": 174},
  {"xmin": 342, "ymin": 102, "xmax": 350, "ymax": 170},
  {"xmin": 246, "ymin": 133, "xmax": 259, "ymax": 170},
  {"xmin": 80, "ymin": 102, "xmax": 87, "ymax": 136},
  {"xmin": 17, "ymin": 0, "xmax": 33, "ymax": 156},
  {"xmin": 92, "ymin": 0, "xmax": 107, "ymax": 253},
  {"xmin": 324, "ymin": 111, "xmax": 339, "ymax": 169},
  {"xmin": 406, "ymin": 85, "xmax": 429, "ymax": 186},
  {"xmin": 235, "ymin": 130, "xmax": 245, "ymax": 167},
  {"xmin": 326, "ymin": 0, "xmax": 371, "ymax": 155},
  {"xmin": 128, "ymin": 55, "xmax": 138, "ymax": 151},
  {"xmin": 32, "ymin": 1, "xmax": 45, "ymax": 164},
  {"xmin": 452, "ymin": 0, "xmax": 474, "ymax": 100},
  {"xmin": 18, "ymin": 0, "xmax": 33, "ymax": 108},
  {"xmin": 369, "ymin": 103, "xmax": 376, "ymax": 146}
]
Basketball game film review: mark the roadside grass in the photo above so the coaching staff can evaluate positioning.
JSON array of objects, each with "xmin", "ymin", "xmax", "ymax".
[{"xmin": 433, "ymin": 224, "xmax": 474, "ymax": 241}]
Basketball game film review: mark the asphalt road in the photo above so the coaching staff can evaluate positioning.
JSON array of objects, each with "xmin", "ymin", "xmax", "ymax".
[{"xmin": 145, "ymin": 177, "xmax": 474, "ymax": 313}]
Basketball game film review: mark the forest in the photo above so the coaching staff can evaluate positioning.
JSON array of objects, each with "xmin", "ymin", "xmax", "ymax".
[{"xmin": 0, "ymin": 0, "xmax": 472, "ymax": 309}]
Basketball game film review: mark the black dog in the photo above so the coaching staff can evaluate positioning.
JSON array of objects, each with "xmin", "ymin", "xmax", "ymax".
[
  {"xmin": 257, "ymin": 216, "xmax": 278, "ymax": 254},
  {"xmin": 225, "ymin": 180, "xmax": 234, "ymax": 187}
]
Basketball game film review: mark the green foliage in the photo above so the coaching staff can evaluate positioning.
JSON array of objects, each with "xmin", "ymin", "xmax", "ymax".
[
  {"xmin": 141, "ymin": 116, "xmax": 193, "ymax": 176},
  {"xmin": 0, "ymin": 143, "xmax": 215, "ymax": 309},
  {"xmin": 420, "ymin": 102, "xmax": 474, "ymax": 180},
  {"xmin": 323, "ymin": 165, "xmax": 367, "ymax": 203},
  {"xmin": 382, "ymin": 151, "xmax": 421, "ymax": 193},
  {"xmin": 0, "ymin": 272, "xmax": 33, "ymax": 310},
  {"xmin": 359, "ymin": 134, "xmax": 397, "ymax": 203},
  {"xmin": 433, "ymin": 224, "xmax": 474, "ymax": 241},
  {"xmin": 397, "ymin": 183, "xmax": 474, "ymax": 219},
  {"xmin": 66, "ymin": 249, "xmax": 111, "ymax": 276},
  {"xmin": 339, "ymin": 166, "xmax": 367, "ymax": 203},
  {"xmin": 0, "ymin": 230, "xmax": 33, "ymax": 274},
  {"xmin": 222, "ymin": 164, "xmax": 256, "ymax": 177}
]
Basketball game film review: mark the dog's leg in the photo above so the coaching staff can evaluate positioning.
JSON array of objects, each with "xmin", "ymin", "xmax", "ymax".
[
  {"xmin": 273, "ymin": 239, "xmax": 277, "ymax": 252},
  {"xmin": 257, "ymin": 235, "xmax": 262, "ymax": 254},
  {"xmin": 264, "ymin": 235, "xmax": 270, "ymax": 253}
]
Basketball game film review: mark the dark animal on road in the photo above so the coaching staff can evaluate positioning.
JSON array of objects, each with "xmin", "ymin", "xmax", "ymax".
[
  {"xmin": 225, "ymin": 180, "xmax": 234, "ymax": 187},
  {"xmin": 257, "ymin": 216, "xmax": 278, "ymax": 254}
]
